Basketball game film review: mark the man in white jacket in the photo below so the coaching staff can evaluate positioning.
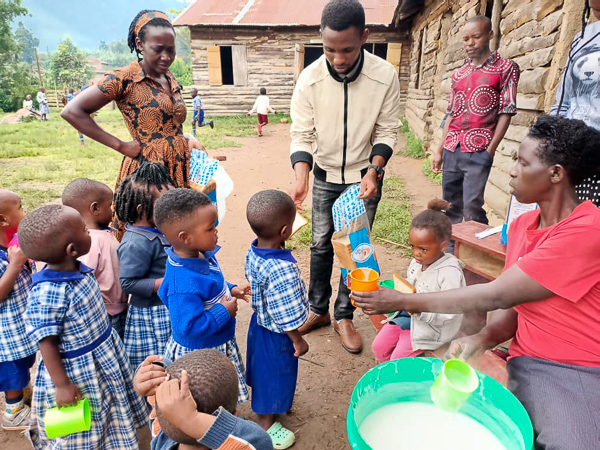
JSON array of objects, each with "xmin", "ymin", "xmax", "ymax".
[{"xmin": 289, "ymin": 0, "xmax": 401, "ymax": 353}]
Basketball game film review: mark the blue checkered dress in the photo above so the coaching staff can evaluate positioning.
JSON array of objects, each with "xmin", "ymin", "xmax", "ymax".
[
  {"xmin": 25, "ymin": 265, "xmax": 149, "ymax": 449},
  {"xmin": 0, "ymin": 250, "xmax": 37, "ymax": 362},
  {"xmin": 123, "ymin": 304, "xmax": 171, "ymax": 370},
  {"xmin": 164, "ymin": 336, "xmax": 249, "ymax": 403},
  {"xmin": 245, "ymin": 242, "xmax": 309, "ymax": 334}
]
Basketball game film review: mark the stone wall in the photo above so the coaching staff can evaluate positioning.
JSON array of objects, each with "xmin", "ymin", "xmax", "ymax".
[{"xmin": 404, "ymin": 0, "xmax": 584, "ymax": 217}]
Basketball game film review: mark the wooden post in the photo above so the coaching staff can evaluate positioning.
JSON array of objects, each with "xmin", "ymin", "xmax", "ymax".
[
  {"xmin": 490, "ymin": 0, "xmax": 502, "ymax": 51},
  {"xmin": 34, "ymin": 48, "xmax": 43, "ymax": 88}
]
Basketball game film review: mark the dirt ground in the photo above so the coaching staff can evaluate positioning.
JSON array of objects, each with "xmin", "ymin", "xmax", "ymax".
[{"xmin": 0, "ymin": 123, "xmax": 441, "ymax": 449}]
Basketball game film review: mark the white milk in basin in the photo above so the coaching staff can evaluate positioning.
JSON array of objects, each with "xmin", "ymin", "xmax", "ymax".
[{"xmin": 359, "ymin": 401, "xmax": 506, "ymax": 450}]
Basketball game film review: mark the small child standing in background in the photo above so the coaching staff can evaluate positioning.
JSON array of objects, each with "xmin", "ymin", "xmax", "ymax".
[
  {"xmin": 245, "ymin": 190, "xmax": 309, "ymax": 449},
  {"xmin": 190, "ymin": 88, "xmax": 214, "ymax": 136},
  {"xmin": 134, "ymin": 351, "xmax": 272, "ymax": 450},
  {"xmin": 0, "ymin": 190, "xmax": 36, "ymax": 431},
  {"xmin": 371, "ymin": 199, "xmax": 466, "ymax": 363},
  {"xmin": 115, "ymin": 162, "xmax": 174, "ymax": 369},
  {"xmin": 247, "ymin": 88, "xmax": 276, "ymax": 137},
  {"xmin": 20, "ymin": 205, "xmax": 148, "ymax": 448},
  {"xmin": 62, "ymin": 178, "xmax": 128, "ymax": 339},
  {"xmin": 154, "ymin": 188, "xmax": 250, "ymax": 403}
]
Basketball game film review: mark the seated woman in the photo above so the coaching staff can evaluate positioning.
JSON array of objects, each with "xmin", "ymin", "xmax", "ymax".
[{"xmin": 352, "ymin": 115, "xmax": 600, "ymax": 450}]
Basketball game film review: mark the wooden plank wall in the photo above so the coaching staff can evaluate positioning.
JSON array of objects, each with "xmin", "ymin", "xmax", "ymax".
[{"xmin": 188, "ymin": 26, "xmax": 406, "ymax": 115}]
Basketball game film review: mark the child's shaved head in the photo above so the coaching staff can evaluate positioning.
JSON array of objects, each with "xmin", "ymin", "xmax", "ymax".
[
  {"xmin": 156, "ymin": 350, "xmax": 239, "ymax": 446},
  {"xmin": 18, "ymin": 205, "xmax": 89, "ymax": 263},
  {"xmin": 246, "ymin": 190, "xmax": 296, "ymax": 239},
  {"xmin": 62, "ymin": 178, "xmax": 112, "ymax": 215}
]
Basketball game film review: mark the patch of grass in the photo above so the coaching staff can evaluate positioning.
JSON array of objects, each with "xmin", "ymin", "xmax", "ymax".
[
  {"xmin": 0, "ymin": 109, "xmax": 288, "ymax": 210},
  {"xmin": 372, "ymin": 176, "xmax": 412, "ymax": 252},
  {"xmin": 288, "ymin": 209, "xmax": 312, "ymax": 250},
  {"xmin": 422, "ymin": 160, "xmax": 442, "ymax": 185},
  {"xmin": 401, "ymin": 118, "xmax": 409, "ymax": 134},
  {"xmin": 398, "ymin": 118, "xmax": 426, "ymax": 159}
]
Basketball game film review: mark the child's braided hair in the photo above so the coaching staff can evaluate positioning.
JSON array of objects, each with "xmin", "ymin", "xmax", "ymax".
[{"xmin": 115, "ymin": 162, "xmax": 174, "ymax": 225}]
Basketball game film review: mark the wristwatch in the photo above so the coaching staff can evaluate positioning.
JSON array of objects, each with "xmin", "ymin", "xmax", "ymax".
[{"xmin": 367, "ymin": 164, "xmax": 385, "ymax": 180}]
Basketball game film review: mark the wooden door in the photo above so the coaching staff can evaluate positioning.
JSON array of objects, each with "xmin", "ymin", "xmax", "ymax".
[
  {"xmin": 387, "ymin": 42, "xmax": 402, "ymax": 75},
  {"xmin": 207, "ymin": 46, "xmax": 222, "ymax": 86},
  {"xmin": 232, "ymin": 45, "xmax": 248, "ymax": 86},
  {"xmin": 294, "ymin": 43, "xmax": 305, "ymax": 82}
]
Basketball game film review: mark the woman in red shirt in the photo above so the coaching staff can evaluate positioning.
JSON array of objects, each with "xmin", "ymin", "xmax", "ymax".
[{"xmin": 352, "ymin": 115, "xmax": 600, "ymax": 449}]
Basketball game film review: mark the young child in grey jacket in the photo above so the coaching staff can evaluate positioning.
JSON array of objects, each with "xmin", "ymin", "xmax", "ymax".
[{"xmin": 372, "ymin": 199, "xmax": 465, "ymax": 363}]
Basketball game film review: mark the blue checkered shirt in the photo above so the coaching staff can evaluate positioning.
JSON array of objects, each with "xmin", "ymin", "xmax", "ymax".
[
  {"xmin": 193, "ymin": 95, "xmax": 203, "ymax": 112},
  {"xmin": 245, "ymin": 240, "xmax": 309, "ymax": 334},
  {"xmin": 26, "ymin": 264, "xmax": 111, "ymax": 353},
  {"xmin": 0, "ymin": 249, "xmax": 37, "ymax": 361}
]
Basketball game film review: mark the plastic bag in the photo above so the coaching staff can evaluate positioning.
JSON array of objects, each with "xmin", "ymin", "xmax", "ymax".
[{"xmin": 331, "ymin": 185, "xmax": 380, "ymax": 286}]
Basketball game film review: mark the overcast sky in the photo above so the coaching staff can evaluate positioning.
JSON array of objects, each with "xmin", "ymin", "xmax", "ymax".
[{"xmin": 18, "ymin": 0, "xmax": 193, "ymax": 51}]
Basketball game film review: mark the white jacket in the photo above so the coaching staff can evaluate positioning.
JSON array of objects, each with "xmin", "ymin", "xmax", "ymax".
[
  {"xmin": 407, "ymin": 254, "xmax": 466, "ymax": 351},
  {"xmin": 290, "ymin": 50, "xmax": 401, "ymax": 184}
]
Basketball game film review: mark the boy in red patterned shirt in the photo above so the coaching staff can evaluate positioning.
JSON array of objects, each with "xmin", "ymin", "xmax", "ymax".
[{"xmin": 431, "ymin": 16, "xmax": 520, "ymax": 243}]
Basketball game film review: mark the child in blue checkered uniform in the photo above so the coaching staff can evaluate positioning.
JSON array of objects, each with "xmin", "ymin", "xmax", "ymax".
[
  {"xmin": 0, "ymin": 190, "xmax": 37, "ymax": 431},
  {"xmin": 20, "ymin": 204, "xmax": 148, "ymax": 449},
  {"xmin": 154, "ymin": 188, "xmax": 250, "ymax": 403},
  {"xmin": 244, "ymin": 190, "xmax": 309, "ymax": 449},
  {"xmin": 190, "ymin": 88, "xmax": 213, "ymax": 136},
  {"xmin": 115, "ymin": 162, "xmax": 175, "ymax": 370}
]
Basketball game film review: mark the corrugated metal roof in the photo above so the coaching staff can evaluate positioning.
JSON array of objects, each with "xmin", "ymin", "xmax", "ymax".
[{"xmin": 174, "ymin": 0, "xmax": 398, "ymax": 27}]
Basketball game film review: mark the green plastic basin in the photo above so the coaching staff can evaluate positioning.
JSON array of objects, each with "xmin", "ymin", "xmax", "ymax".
[{"xmin": 347, "ymin": 358, "xmax": 533, "ymax": 450}]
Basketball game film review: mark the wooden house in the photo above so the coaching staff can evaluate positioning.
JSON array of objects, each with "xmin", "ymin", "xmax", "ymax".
[
  {"xmin": 174, "ymin": 0, "xmax": 412, "ymax": 115},
  {"xmin": 397, "ymin": 0, "xmax": 588, "ymax": 217}
]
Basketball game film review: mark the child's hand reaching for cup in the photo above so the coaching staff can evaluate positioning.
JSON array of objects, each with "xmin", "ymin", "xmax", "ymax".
[
  {"xmin": 220, "ymin": 296, "xmax": 238, "ymax": 318},
  {"xmin": 134, "ymin": 355, "xmax": 169, "ymax": 397},
  {"xmin": 231, "ymin": 284, "xmax": 251, "ymax": 303}
]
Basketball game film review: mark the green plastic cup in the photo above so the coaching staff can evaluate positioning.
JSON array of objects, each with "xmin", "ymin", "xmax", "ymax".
[
  {"xmin": 347, "ymin": 358, "xmax": 534, "ymax": 449},
  {"xmin": 430, "ymin": 359, "xmax": 479, "ymax": 411},
  {"xmin": 45, "ymin": 399, "xmax": 91, "ymax": 439},
  {"xmin": 378, "ymin": 280, "xmax": 396, "ymax": 316},
  {"xmin": 378, "ymin": 280, "xmax": 395, "ymax": 289}
]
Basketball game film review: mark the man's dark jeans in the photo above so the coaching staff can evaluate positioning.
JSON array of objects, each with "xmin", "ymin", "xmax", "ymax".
[
  {"xmin": 308, "ymin": 177, "xmax": 382, "ymax": 321},
  {"xmin": 442, "ymin": 147, "xmax": 494, "ymax": 252},
  {"xmin": 442, "ymin": 147, "xmax": 493, "ymax": 223}
]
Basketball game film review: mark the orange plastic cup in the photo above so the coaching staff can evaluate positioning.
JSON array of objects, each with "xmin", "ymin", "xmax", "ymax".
[{"xmin": 348, "ymin": 268, "xmax": 379, "ymax": 306}]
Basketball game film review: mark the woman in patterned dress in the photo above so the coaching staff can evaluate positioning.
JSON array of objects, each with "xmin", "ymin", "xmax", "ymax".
[{"xmin": 61, "ymin": 10, "xmax": 188, "ymax": 238}]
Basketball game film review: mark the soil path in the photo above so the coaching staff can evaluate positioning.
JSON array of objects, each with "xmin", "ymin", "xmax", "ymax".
[{"xmin": 0, "ymin": 124, "xmax": 441, "ymax": 449}]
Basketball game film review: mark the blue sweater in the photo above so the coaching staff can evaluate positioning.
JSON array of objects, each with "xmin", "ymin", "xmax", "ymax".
[{"xmin": 158, "ymin": 247, "xmax": 235, "ymax": 349}]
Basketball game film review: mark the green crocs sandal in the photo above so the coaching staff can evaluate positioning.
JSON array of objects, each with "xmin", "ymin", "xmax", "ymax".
[{"xmin": 267, "ymin": 422, "xmax": 296, "ymax": 449}]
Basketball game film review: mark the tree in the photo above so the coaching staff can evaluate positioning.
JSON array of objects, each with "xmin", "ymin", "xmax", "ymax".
[
  {"xmin": 99, "ymin": 40, "xmax": 108, "ymax": 51},
  {"xmin": 50, "ymin": 37, "xmax": 95, "ymax": 89},
  {"xmin": 170, "ymin": 58, "xmax": 192, "ymax": 85},
  {"xmin": 0, "ymin": 0, "xmax": 35, "ymax": 112},
  {"xmin": 168, "ymin": 9, "xmax": 191, "ymax": 65},
  {"xmin": 14, "ymin": 21, "xmax": 39, "ymax": 64}
]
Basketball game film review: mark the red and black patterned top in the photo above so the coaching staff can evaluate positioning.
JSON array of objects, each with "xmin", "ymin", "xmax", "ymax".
[
  {"xmin": 444, "ymin": 51, "xmax": 520, "ymax": 153},
  {"xmin": 98, "ymin": 61, "xmax": 188, "ymax": 237}
]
